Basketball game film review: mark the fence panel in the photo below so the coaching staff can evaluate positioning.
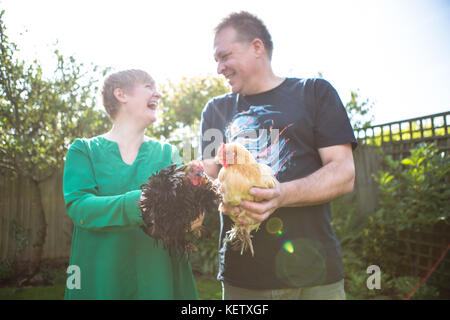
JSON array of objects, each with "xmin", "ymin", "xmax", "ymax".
[
  {"xmin": 0, "ymin": 169, "xmax": 73, "ymax": 264},
  {"xmin": 355, "ymin": 111, "xmax": 450, "ymax": 159}
]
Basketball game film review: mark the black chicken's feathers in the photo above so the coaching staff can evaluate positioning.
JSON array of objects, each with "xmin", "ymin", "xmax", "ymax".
[{"xmin": 139, "ymin": 164, "xmax": 221, "ymax": 257}]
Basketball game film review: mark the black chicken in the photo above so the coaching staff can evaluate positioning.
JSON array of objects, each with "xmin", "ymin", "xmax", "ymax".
[{"xmin": 139, "ymin": 160, "xmax": 221, "ymax": 256}]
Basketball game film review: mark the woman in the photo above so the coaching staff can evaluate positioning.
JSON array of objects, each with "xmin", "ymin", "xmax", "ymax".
[{"xmin": 63, "ymin": 69, "xmax": 200, "ymax": 299}]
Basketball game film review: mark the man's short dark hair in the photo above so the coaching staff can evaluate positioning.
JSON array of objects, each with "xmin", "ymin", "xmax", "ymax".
[{"xmin": 215, "ymin": 11, "xmax": 274, "ymax": 59}]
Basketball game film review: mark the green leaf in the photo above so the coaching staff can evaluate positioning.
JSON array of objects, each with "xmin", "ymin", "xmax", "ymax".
[{"xmin": 401, "ymin": 158, "xmax": 415, "ymax": 166}]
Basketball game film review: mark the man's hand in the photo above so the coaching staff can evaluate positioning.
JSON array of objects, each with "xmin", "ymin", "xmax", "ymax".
[
  {"xmin": 239, "ymin": 179, "xmax": 285, "ymax": 224},
  {"xmin": 220, "ymin": 179, "xmax": 285, "ymax": 226}
]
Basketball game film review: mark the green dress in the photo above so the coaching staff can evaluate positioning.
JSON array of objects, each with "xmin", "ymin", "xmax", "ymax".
[{"xmin": 63, "ymin": 136, "xmax": 198, "ymax": 300}]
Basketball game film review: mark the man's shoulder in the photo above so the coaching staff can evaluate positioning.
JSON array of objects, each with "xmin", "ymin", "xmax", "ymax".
[
  {"xmin": 286, "ymin": 78, "xmax": 337, "ymax": 99},
  {"xmin": 202, "ymin": 92, "xmax": 236, "ymax": 117},
  {"xmin": 207, "ymin": 92, "xmax": 236, "ymax": 107},
  {"xmin": 287, "ymin": 77, "xmax": 332, "ymax": 88}
]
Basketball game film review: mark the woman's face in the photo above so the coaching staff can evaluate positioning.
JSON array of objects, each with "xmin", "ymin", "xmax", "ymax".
[{"xmin": 120, "ymin": 81, "xmax": 161, "ymax": 125}]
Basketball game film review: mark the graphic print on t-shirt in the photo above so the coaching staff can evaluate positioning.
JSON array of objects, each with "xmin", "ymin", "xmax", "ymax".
[{"xmin": 224, "ymin": 104, "xmax": 295, "ymax": 178}]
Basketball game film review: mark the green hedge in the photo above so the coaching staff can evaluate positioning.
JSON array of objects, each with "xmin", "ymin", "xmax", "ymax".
[{"xmin": 332, "ymin": 143, "xmax": 449, "ymax": 299}]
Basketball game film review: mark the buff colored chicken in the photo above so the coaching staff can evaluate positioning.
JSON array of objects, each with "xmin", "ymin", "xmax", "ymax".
[{"xmin": 216, "ymin": 142, "xmax": 276, "ymax": 257}]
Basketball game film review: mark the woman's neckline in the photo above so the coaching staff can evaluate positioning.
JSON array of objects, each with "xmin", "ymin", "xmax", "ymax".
[{"xmin": 98, "ymin": 135, "xmax": 150, "ymax": 166}]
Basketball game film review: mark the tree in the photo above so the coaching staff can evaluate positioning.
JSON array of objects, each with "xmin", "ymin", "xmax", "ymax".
[
  {"xmin": 0, "ymin": 10, "xmax": 110, "ymax": 284},
  {"xmin": 345, "ymin": 90, "xmax": 374, "ymax": 130},
  {"xmin": 150, "ymin": 75, "xmax": 228, "ymax": 141}
]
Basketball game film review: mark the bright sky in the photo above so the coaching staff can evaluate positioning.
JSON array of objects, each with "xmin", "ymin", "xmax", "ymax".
[{"xmin": 2, "ymin": 0, "xmax": 450, "ymax": 125}]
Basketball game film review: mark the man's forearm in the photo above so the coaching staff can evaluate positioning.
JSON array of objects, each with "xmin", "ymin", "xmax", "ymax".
[{"xmin": 280, "ymin": 160, "xmax": 355, "ymax": 207}]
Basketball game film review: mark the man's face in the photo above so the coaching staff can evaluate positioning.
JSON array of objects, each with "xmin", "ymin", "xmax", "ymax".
[{"xmin": 214, "ymin": 27, "xmax": 255, "ymax": 95}]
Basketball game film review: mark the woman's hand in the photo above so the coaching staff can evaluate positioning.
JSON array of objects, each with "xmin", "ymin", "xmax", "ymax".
[
  {"xmin": 190, "ymin": 212, "xmax": 205, "ymax": 231},
  {"xmin": 140, "ymin": 192, "xmax": 147, "ymax": 211}
]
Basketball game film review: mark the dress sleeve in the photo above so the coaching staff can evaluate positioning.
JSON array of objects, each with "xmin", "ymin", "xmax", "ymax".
[{"xmin": 63, "ymin": 139, "xmax": 144, "ymax": 230}]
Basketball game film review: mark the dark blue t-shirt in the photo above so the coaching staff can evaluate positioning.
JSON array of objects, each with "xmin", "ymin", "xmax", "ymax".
[{"xmin": 201, "ymin": 78, "xmax": 357, "ymax": 289}]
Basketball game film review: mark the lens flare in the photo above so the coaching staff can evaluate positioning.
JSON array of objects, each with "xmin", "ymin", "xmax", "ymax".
[
  {"xmin": 282, "ymin": 240, "xmax": 294, "ymax": 254},
  {"xmin": 266, "ymin": 217, "xmax": 283, "ymax": 235},
  {"xmin": 275, "ymin": 238, "xmax": 327, "ymax": 287}
]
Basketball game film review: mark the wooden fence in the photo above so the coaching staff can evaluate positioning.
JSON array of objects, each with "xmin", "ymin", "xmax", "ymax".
[
  {"xmin": 355, "ymin": 111, "xmax": 450, "ymax": 159},
  {"xmin": 0, "ymin": 169, "xmax": 73, "ymax": 264}
]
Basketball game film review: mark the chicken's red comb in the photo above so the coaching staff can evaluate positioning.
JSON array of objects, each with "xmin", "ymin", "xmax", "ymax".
[{"xmin": 220, "ymin": 143, "xmax": 228, "ymax": 168}]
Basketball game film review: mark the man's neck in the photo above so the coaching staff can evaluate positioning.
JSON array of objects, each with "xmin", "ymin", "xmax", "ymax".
[{"xmin": 244, "ymin": 66, "xmax": 285, "ymax": 96}]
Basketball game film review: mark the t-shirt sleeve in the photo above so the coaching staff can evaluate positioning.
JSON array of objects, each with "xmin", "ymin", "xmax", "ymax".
[
  {"xmin": 313, "ymin": 79, "xmax": 358, "ymax": 150},
  {"xmin": 63, "ymin": 139, "xmax": 144, "ymax": 230}
]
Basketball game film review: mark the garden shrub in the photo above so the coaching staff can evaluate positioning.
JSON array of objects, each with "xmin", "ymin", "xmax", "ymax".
[
  {"xmin": 189, "ymin": 210, "xmax": 220, "ymax": 276},
  {"xmin": 362, "ymin": 143, "xmax": 448, "ymax": 297},
  {"xmin": 332, "ymin": 143, "xmax": 448, "ymax": 299}
]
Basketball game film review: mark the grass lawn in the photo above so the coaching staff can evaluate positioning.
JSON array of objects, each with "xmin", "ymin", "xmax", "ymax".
[
  {"xmin": 195, "ymin": 275, "xmax": 222, "ymax": 300},
  {"xmin": 0, "ymin": 275, "xmax": 221, "ymax": 300},
  {"xmin": 0, "ymin": 284, "xmax": 66, "ymax": 300}
]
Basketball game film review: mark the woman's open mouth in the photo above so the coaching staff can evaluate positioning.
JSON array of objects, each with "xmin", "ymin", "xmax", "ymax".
[{"xmin": 147, "ymin": 102, "xmax": 158, "ymax": 110}]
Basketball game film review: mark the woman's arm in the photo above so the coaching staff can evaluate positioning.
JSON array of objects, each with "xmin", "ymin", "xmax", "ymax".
[
  {"xmin": 201, "ymin": 158, "xmax": 221, "ymax": 179},
  {"xmin": 63, "ymin": 139, "xmax": 143, "ymax": 230}
]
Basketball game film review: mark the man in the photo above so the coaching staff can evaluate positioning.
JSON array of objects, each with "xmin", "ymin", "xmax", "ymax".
[{"xmin": 200, "ymin": 11, "xmax": 357, "ymax": 300}]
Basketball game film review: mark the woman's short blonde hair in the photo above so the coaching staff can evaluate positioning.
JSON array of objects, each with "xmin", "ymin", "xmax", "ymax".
[{"xmin": 101, "ymin": 69, "xmax": 154, "ymax": 119}]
